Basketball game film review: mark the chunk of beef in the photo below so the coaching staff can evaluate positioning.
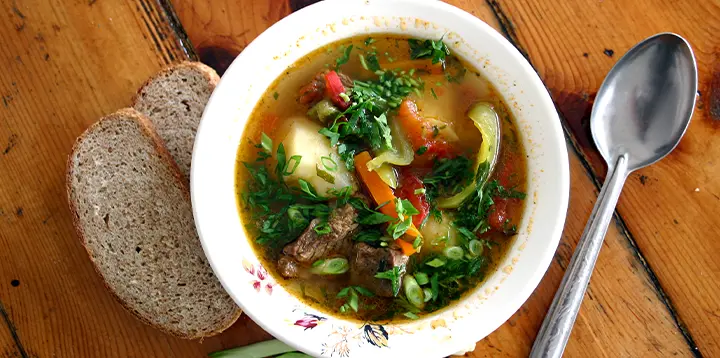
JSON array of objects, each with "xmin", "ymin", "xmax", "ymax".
[
  {"xmin": 277, "ymin": 256, "xmax": 302, "ymax": 279},
  {"xmin": 350, "ymin": 243, "xmax": 409, "ymax": 297},
  {"xmin": 283, "ymin": 204, "xmax": 358, "ymax": 264},
  {"xmin": 297, "ymin": 70, "xmax": 353, "ymax": 105}
]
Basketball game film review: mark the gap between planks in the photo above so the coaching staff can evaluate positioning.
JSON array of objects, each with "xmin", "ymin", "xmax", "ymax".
[
  {"xmin": 483, "ymin": 0, "xmax": 702, "ymax": 356},
  {"xmin": 0, "ymin": 299, "xmax": 28, "ymax": 358}
]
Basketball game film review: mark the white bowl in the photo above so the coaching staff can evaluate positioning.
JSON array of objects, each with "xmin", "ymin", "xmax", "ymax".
[{"xmin": 191, "ymin": 0, "xmax": 569, "ymax": 356}]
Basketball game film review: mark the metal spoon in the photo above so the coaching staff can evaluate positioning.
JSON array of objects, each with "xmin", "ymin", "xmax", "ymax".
[{"xmin": 530, "ymin": 33, "xmax": 698, "ymax": 358}]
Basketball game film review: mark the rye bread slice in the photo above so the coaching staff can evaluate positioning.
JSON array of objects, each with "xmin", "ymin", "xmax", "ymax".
[
  {"xmin": 133, "ymin": 61, "xmax": 219, "ymax": 182},
  {"xmin": 66, "ymin": 108, "xmax": 240, "ymax": 339}
]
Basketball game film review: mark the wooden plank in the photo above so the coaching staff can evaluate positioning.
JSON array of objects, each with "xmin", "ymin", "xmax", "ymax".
[
  {"xmin": 170, "ymin": 0, "xmax": 694, "ymax": 355},
  {"xmin": 472, "ymin": 0, "xmax": 719, "ymax": 355},
  {"xmin": 0, "ymin": 0, "xmax": 271, "ymax": 356}
]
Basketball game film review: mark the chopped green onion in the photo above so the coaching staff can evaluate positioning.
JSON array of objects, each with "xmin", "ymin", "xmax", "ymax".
[
  {"xmin": 277, "ymin": 353, "xmax": 312, "ymax": 358},
  {"xmin": 273, "ymin": 92, "xmax": 279, "ymax": 100},
  {"xmin": 416, "ymin": 146, "xmax": 428, "ymax": 155},
  {"xmin": 414, "ymin": 188, "xmax": 426, "ymax": 195},
  {"xmin": 283, "ymin": 155, "xmax": 301, "ymax": 175},
  {"xmin": 312, "ymin": 259, "xmax": 325, "ymax": 268},
  {"xmin": 468, "ymin": 239, "xmax": 484, "ymax": 257},
  {"xmin": 313, "ymin": 221, "xmax": 332, "ymax": 235},
  {"xmin": 414, "ymin": 272, "xmax": 429, "ymax": 285},
  {"xmin": 310, "ymin": 257, "xmax": 349, "ymax": 275},
  {"xmin": 339, "ymin": 92, "xmax": 351, "ymax": 103},
  {"xmin": 425, "ymin": 257, "xmax": 446, "ymax": 268},
  {"xmin": 412, "ymin": 237, "xmax": 422, "ymax": 250},
  {"xmin": 403, "ymin": 276, "xmax": 424, "ymax": 308},
  {"xmin": 443, "ymin": 246, "xmax": 464, "ymax": 260},
  {"xmin": 316, "ymin": 165, "xmax": 335, "ymax": 184},
  {"xmin": 209, "ymin": 339, "xmax": 303, "ymax": 358},
  {"xmin": 359, "ymin": 54, "xmax": 369, "ymax": 70},
  {"xmin": 430, "ymin": 88, "xmax": 438, "ymax": 99},
  {"xmin": 423, "ymin": 288, "xmax": 433, "ymax": 302},
  {"xmin": 260, "ymin": 133, "xmax": 272, "ymax": 154},
  {"xmin": 320, "ymin": 156, "xmax": 338, "ymax": 172}
]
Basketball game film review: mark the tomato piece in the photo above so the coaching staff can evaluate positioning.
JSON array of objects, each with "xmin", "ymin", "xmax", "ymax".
[
  {"xmin": 397, "ymin": 99, "xmax": 457, "ymax": 167},
  {"xmin": 424, "ymin": 139, "xmax": 456, "ymax": 160},
  {"xmin": 488, "ymin": 198, "xmax": 508, "ymax": 231},
  {"xmin": 395, "ymin": 170, "xmax": 430, "ymax": 227},
  {"xmin": 324, "ymin": 71, "xmax": 350, "ymax": 110}
]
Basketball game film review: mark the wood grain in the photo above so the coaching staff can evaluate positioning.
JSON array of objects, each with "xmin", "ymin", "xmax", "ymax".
[
  {"xmin": 471, "ymin": 0, "xmax": 719, "ymax": 355},
  {"xmin": 170, "ymin": 0, "xmax": 695, "ymax": 356},
  {"xmin": 0, "ymin": 0, "xmax": 270, "ymax": 356}
]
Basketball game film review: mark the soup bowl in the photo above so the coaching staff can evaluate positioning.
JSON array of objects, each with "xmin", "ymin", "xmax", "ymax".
[{"xmin": 191, "ymin": 0, "xmax": 569, "ymax": 356}]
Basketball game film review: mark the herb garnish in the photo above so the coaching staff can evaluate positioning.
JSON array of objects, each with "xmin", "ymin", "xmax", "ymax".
[
  {"xmin": 386, "ymin": 198, "xmax": 419, "ymax": 239},
  {"xmin": 242, "ymin": 134, "xmax": 356, "ymax": 246},
  {"xmin": 337, "ymin": 286, "xmax": 374, "ymax": 313},
  {"xmin": 408, "ymin": 37, "xmax": 450, "ymax": 66},
  {"xmin": 353, "ymin": 229, "xmax": 385, "ymax": 244},
  {"xmin": 335, "ymin": 45, "xmax": 354, "ymax": 68},
  {"xmin": 423, "ymin": 156, "xmax": 474, "ymax": 219},
  {"xmin": 318, "ymin": 69, "xmax": 425, "ymax": 163},
  {"xmin": 374, "ymin": 265, "xmax": 405, "ymax": 297}
]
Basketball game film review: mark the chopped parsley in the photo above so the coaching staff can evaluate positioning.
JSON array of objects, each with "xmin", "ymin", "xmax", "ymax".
[
  {"xmin": 335, "ymin": 45, "xmax": 354, "ymax": 68},
  {"xmin": 408, "ymin": 37, "xmax": 450, "ymax": 66},
  {"xmin": 241, "ymin": 136, "xmax": 356, "ymax": 246},
  {"xmin": 386, "ymin": 198, "xmax": 419, "ymax": 239},
  {"xmin": 375, "ymin": 265, "xmax": 405, "ymax": 297},
  {"xmin": 423, "ymin": 156, "xmax": 474, "ymax": 218},
  {"xmin": 337, "ymin": 286, "xmax": 374, "ymax": 313}
]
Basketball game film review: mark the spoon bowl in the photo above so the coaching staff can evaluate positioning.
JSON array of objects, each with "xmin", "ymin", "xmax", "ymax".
[{"xmin": 592, "ymin": 33, "xmax": 697, "ymax": 170}]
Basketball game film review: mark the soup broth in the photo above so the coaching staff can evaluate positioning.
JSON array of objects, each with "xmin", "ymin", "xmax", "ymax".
[{"xmin": 236, "ymin": 35, "xmax": 527, "ymax": 322}]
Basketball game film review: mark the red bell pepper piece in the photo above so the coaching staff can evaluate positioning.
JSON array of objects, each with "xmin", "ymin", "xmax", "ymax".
[{"xmin": 324, "ymin": 71, "xmax": 350, "ymax": 110}]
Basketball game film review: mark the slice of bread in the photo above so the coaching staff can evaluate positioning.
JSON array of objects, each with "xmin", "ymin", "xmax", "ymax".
[
  {"xmin": 133, "ymin": 61, "xmax": 219, "ymax": 182},
  {"xmin": 66, "ymin": 108, "xmax": 240, "ymax": 339}
]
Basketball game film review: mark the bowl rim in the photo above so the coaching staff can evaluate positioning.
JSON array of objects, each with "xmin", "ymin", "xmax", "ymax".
[{"xmin": 192, "ymin": 0, "xmax": 569, "ymax": 356}]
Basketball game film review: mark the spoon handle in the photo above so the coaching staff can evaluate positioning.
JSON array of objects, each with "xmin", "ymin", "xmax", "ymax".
[{"xmin": 530, "ymin": 154, "xmax": 630, "ymax": 358}]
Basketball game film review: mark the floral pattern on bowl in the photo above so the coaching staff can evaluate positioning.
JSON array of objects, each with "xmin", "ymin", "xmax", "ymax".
[{"xmin": 242, "ymin": 259, "xmax": 274, "ymax": 295}]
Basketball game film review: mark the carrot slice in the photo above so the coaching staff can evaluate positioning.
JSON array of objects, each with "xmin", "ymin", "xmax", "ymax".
[
  {"xmin": 396, "ymin": 239, "xmax": 417, "ymax": 256},
  {"xmin": 354, "ymin": 151, "xmax": 421, "ymax": 239}
]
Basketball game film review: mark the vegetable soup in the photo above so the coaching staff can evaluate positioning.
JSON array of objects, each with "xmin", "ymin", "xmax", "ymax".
[{"xmin": 235, "ymin": 35, "xmax": 527, "ymax": 321}]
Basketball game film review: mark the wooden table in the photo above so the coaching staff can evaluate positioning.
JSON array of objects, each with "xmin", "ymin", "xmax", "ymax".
[{"xmin": 0, "ymin": 0, "xmax": 717, "ymax": 356}]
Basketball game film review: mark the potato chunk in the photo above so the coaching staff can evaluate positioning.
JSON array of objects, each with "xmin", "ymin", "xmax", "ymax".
[{"xmin": 276, "ymin": 117, "xmax": 357, "ymax": 195}]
